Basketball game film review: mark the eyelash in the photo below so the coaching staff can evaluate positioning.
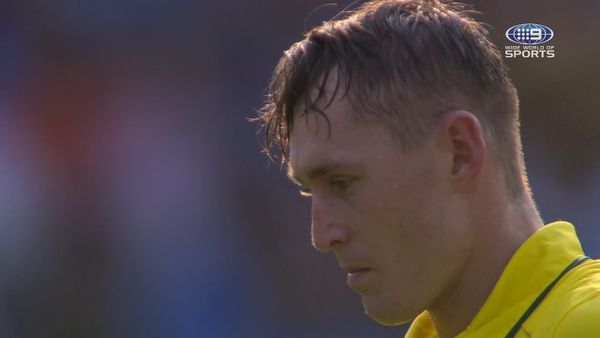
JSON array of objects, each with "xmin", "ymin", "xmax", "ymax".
[
  {"xmin": 298, "ymin": 177, "xmax": 355, "ymax": 197},
  {"xmin": 299, "ymin": 186, "xmax": 312, "ymax": 197}
]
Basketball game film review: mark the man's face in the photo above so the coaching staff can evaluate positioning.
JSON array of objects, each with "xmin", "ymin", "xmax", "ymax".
[{"xmin": 288, "ymin": 93, "xmax": 473, "ymax": 325}]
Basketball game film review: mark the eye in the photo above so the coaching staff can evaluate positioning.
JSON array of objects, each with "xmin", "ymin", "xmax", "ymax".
[{"xmin": 329, "ymin": 176, "xmax": 355, "ymax": 192}]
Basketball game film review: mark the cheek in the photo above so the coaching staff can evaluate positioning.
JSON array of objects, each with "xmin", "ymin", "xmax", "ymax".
[
  {"xmin": 351, "ymin": 162, "xmax": 453, "ymax": 259},
  {"xmin": 365, "ymin": 176, "xmax": 437, "ymax": 235},
  {"xmin": 358, "ymin": 184, "xmax": 437, "ymax": 261},
  {"xmin": 361, "ymin": 175, "xmax": 455, "ymax": 274}
]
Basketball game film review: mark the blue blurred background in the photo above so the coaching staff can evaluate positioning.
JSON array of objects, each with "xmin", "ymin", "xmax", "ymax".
[{"xmin": 0, "ymin": 1, "xmax": 598, "ymax": 337}]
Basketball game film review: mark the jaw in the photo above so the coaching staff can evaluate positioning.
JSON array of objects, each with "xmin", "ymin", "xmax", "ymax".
[{"xmin": 360, "ymin": 286, "xmax": 424, "ymax": 326}]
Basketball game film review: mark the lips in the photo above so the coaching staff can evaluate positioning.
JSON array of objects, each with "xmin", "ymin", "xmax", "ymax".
[
  {"xmin": 342, "ymin": 265, "xmax": 371, "ymax": 274},
  {"xmin": 347, "ymin": 267, "xmax": 371, "ymax": 274},
  {"xmin": 346, "ymin": 267, "xmax": 372, "ymax": 291}
]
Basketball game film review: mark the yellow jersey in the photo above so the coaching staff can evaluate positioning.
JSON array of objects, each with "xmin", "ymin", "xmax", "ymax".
[{"xmin": 406, "ymin": 221, "xmax": 600, "ymax": 337}]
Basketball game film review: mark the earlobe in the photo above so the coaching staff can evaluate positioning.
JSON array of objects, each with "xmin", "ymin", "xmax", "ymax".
[{"xmin": 436, "ymin": 111, "xmax": 486, "ymax": 187}]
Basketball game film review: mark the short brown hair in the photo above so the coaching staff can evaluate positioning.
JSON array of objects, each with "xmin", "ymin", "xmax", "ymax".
[{"xmin": 255, "ymin": 0, "xmax": 525, "ymax": 196}]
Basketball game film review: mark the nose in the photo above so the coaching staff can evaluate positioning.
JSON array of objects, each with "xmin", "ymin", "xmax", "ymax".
[{"xmin": 310, "ymin": 194, "xmax": 348, "ymax": 252}]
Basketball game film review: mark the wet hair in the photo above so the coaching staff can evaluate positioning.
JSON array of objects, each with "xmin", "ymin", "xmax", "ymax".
[{"xmin": 255, "ymin": 0, "xmax": 526, "ymax": 196}]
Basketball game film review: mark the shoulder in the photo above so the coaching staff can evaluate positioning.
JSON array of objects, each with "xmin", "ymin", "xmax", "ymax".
[
  {"xmin": 552, "ymin": 291, "xmax": 600, "ymax": 337},
  {"xmin": 550, "ymin": 259, "xmax": 600, "ymax": 337}
]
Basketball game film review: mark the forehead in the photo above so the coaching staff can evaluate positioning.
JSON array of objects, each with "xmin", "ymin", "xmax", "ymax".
[{"xmin": 288, "ymin": 84, "xmax": 393, "ymax": 182}]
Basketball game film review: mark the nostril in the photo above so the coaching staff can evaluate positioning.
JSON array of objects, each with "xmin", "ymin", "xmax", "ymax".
[{"xmin": 311, "ymin": 220, "xmax": 348, "ymax": 253}]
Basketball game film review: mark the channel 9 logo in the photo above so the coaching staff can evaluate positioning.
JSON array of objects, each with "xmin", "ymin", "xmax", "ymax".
[
  {"xmin": 504, "ymin": 23, "xmax": 555, "ymax": 58},
  {"xmin": 505, "ymin": 23, "xmax": 554, "ymax": 45}
]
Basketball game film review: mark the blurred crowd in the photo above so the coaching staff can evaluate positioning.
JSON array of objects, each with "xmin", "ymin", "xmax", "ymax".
[{"xmin": 0, "ymin": 1, "xmax": 598, "ymax": 337}]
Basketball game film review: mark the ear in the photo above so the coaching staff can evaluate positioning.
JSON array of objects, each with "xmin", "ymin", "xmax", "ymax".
[{"xmin": 434, "ymin": 110, "xmax": 486, "ymax": 190}]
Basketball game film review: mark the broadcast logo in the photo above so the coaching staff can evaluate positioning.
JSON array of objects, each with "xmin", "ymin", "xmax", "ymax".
[{"xmin": 504, "ymin": 23, "xmax": 555, "ymax": 58}]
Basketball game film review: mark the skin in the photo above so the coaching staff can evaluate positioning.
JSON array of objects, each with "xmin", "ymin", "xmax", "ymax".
[{"xmin": 287, "ymin": 76, "xmax": 543, "ymax": 337}]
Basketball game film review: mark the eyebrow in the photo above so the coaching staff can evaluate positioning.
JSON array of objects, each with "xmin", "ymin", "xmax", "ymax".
[{"xmin": 287, "ymin": 162, "xmax": 357, "ymax": 186}]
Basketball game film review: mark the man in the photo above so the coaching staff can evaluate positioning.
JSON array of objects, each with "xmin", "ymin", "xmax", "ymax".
[{"xmin": 253, "ymin": 0, "xmax": 600, "ymax": 337}]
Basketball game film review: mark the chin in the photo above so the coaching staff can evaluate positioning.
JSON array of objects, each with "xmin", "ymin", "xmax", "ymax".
[{"xmin": 362, "ymin": 296, "xmax": 418, "ymax": 326}]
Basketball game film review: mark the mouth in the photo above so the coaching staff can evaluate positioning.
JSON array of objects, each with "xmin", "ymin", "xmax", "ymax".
[
  {"xmin": 347, "ymin": 267, "xmax": 371, "ymax": 274},
  {"xmin": 345, "ymin": 267, "xmax": 373, "ymax": 290}
]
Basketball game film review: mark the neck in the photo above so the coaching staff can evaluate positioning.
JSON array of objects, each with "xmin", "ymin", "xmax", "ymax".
[{"xmin": 428, "ymin": 192, "xmax": 543, "ymax": 338}]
